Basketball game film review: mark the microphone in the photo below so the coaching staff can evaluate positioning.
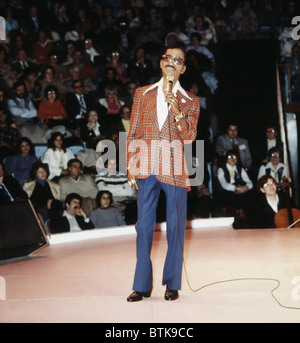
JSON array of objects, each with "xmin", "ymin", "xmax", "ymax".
[{"xmin": 167, "ymin": 75, "xmax": 174, "ymax": 93}]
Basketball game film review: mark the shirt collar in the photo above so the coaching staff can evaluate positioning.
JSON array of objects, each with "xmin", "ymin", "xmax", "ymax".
[{"xmin": 143, "ymin": 78, "xmax": 192, "ymax": 100}]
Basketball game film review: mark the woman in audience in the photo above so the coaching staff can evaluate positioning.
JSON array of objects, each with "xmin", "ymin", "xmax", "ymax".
[
  {"xmin": 6, "ymin": 136, "xmax": 38, "ymax": 187},
  {"xmin": 98, "ymin": 84, "xmax": 125, "ymax": 115},
  {"xmin": 251, "ymin": 175, "xmax": 286, "ymax": 228},
  {"xmin": 9, "ymin": 137, "xmax": 38, "ymax": 187},
  {"xmin": 79, "ymin": 109, "xmax": 107, "ymax": 149},
  {"xmin": 90, "ymin": 190, "xmax": 126, "ymax": 228},
  {"xmin": 257, "ymin": 147, "xmax": 288, "ymax": 186},
  {"xmin": 23, "ymin": 161, "xmax": 61, "ymax": 222},
  {"xmin": 41, "ymin": 132, "xmax": 74, "ymax": 181},
  {"xmin": 217, "ymin": 149, "xmax": 253, "ymax": 219},
  {"xmin": 37, "ymin": 85, "xmax": 67, "ymax": 127},
  {"xmin": 39, "ymin": 65, "xmax": 67, "ymax": 99}
]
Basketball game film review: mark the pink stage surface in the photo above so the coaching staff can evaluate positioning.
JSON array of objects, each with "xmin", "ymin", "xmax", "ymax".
[{"xmin": 1, "ymin": 218, "xmax": 300, "ymax": 323}]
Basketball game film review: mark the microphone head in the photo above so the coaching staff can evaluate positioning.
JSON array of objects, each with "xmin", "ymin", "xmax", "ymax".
[{"xmin": 167, "ymin": 74, "xmax": 174, "ymax": 84}]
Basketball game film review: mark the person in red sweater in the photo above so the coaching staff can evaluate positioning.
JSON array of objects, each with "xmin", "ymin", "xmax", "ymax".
[{"xmin": 38, "ymin": 85, "xmax": 67, "ymax": 127}]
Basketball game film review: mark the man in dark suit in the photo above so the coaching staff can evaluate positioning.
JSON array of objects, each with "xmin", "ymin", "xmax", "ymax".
[
  {"xmin": 48, "ymin": 193, "xmax": 95, "ymax": 233},
  {"xmin": 0, "ymin": 161, "xmax": 28, "ymax": 205},
  {"xmin": 11, "ymin": 49, "xmax": 38, "ymax": 77},
  {"xmin": 64, "ymin": 79, "xmax": 95, "ymax": 129},
  {"xmin": 252, "ymin": 125, "xmax": 283, "ymax": 178}
]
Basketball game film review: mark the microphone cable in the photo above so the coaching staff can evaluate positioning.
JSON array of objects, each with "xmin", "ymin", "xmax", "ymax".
[{"xmin": 167, "ymin": 91, "xmax": 300, "ymax": 311}]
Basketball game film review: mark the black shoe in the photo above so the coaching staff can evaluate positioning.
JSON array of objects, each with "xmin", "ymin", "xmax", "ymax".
[
  {"xmin": 164, "ymin": 287, "xmax": 179, "ymax": 301},
  {"xmin": 127, "ymin": 290, "xmax": 151, "ymax": 302}
]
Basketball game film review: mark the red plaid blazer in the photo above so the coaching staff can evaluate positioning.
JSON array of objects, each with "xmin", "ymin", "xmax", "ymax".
[{"xmin": 127, "ymin": 81, "xmax": 200, "ymax": 189}]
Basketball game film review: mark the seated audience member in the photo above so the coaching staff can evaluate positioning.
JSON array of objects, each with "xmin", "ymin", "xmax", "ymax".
[
  {"xmin": 11, "ymin": 48, "xmax": 38, "ymax": 78},
  {"xmin": 31, "ymin": 29, "xmax": 55, "ymax": 65},
  {"xmin": 214, "ymin": 122, "xmax": 252, "ymax": 173},
  {"xmin": 23, "ymin": 161, "xmax": 60, "ymax": 222},
  {"xmin": 105, "ymin": 49, "xmax": 129, "ymax": 84},
  {"xmin": 120, "ymin": 81, "xmax": 137, "ymax": 107},
  {"xmin": 0, "ymin": 161, "xmax": 28, "ymax": 205},
  {"xmin": 188, "ymin": 15, "xmax": 216, "ymax": 46},
  {"xmin": 95, "ymin": 157, "xmax": 137, "ymax": 217},
  {"xmin": 98, "ymin": 84, "xmax": 125, "ymax": 115},
  {"xmin": 66, "ymin": 49, "xmax": 98, "ymax": 84},
  {"xmin": 47, "ymin": 192, "xmax": 95, "ymax": 233},
  {"xmin": 41, "ymin": 132, "xmax": 74, "ymax": 181},
  {"xmin": 47, "ymin": 50, "xmax": 68, "ymax": 80},
  {"xmin": 108, "ymin": 105, "xmax": 131, "ymax": 135},
  {"xmin": 6, "ymin": 137, "xmax": 38, "ymax": 187},
  {"xmin": 39, "ymin": 65, "xmax": 67, "ymax": 99},
  {"xmin": 186, "ymin": 32, "xmax": 215, "ymax": 62},
  {"xmin": 251, "ymin": 175, "xmax": 286, "ymax": 228},
  {"xmin": 64, "ymin": 79, "xmax": 95, "ymax": 129},
  {"xmin": 257, "ymin": 147, "xmax": 288, "ymax": 186},
  {"xmin": 7, "ymin": 81, "xmax": 37, "ymax": 127},
  {"xmin": 0, "ymin": 45, "xmax": 12, "ymax": 79},
  {"xmin": 97, "ymin": 67, "xmax": 123, "ymax": 98},
  {"xmin": 217, "ymin": 150, "xmax": 253, "ymax": 219},
  {"xmin": 252, "ymin": 125, "xmax": 283, "ymax": 176},
  {"xmin": 90, "ymin": 190, "xmax": 126, "ymax": 228},
  {"xmin": 79, "ymin": 109, "xmax": 107, "ymax": 149},
  {"xmin": 22, "ymin": 67, "xmax": 42, "ymax": 108},
  {"xmin": 58, "ymin": 158, "xmax": 98, "ymax": 216},
  {"xmin": 0, "ymin": 108, "xmax": 20, "ymax": 160},
  {"xmin": 37, "ymin": 85, "xmax": 67, "ymax": 127},
  {"xmin": 127, "ymin": 46, "xmax": 155, "ymax": 86},
  {"xmin": 231, "ymin": 0, "xmax": 258, "ymax": 36}
]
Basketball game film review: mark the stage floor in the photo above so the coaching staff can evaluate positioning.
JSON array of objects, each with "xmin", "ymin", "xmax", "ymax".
[{"xmin": 1, "ymin": 218, "xmax": 300, "ymax": 323}]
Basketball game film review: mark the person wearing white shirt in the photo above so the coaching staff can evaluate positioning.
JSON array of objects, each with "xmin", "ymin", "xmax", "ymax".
[
  {"xmin": 257, "ymin": 147, "xmax": 288, "ymax": 185},
  {"xmin": 48, "ymin": 193, "xmax": 95, "ymax": 233},
  {"xmin": 217, "ymin": 149, "xmax": 253, "ymax": 218},
  {"xmin": 42, "ymin": 132, "xmax": 74, "ymax": 181}
]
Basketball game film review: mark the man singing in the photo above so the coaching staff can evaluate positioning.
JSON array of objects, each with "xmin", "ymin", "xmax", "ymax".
[{"xmin": 126, "ymin": 45, "xmax": 200, "ymax": 302}]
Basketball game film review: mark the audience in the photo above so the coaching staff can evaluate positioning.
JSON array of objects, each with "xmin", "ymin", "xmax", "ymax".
[
  {"xmin": 64, "ymin": 79, "xmax": 95, "ymax": 129},
  {"xmin": 79, "ymin": 109, "xmax": 107, "ymax": 149},
  {"xmin": 58, "ymin": 158, "xmax": 98, "ymax": 216},
  {"xmin": 37, "ymin": 85, "xmax": 67, "ymax": 127},
  {"xmin": 7, "ymin": 80, "xmax": 37, "ymax": 127},
  {"xmin": 251, "ymin": 175, "xmax": 286, "ymax": 228},
  {"xmin": 0, "ymin": 0, "xmax": 297, "ymax": 232},
  {"xmin": 41, "ymin": 132, "xmax": 74, "ymax": 181},
  {"xmin": 95, "ymin": 157, "xmax": 137, "ymax": 218},
  {"xmin": 252, "ymin": 125, "xmax": 283, "ymax": 177},
  {"xmin": 217, "ymin": 149, "xmax": 253, "ymax": 219},
  {"xmin": 47, "ymin": 192, "xmax": 95, "ymax": 233},
  {"xmin": 0, "ymin": 108, "xmax": 19, "ymax": 160},
  {"xmin": 90, "ymin": 190, "xmax": 126, "ymax": 228},
  {"xmin": 214, "ymin": 122, "xmax": 252, "ymax": 174},
  {"xmin": 257, "ymin": 147, "xmax": 288, "ymax": 185},
  {"xmin": 5, "ymin": 136, "xmax": 37, "ymax": 187},
  {"xmin": 23, "ymin": 161, "xmax": 60, "ymax": 222},
  {"xmin": 0, "ymin": 160, "xmax": 28, "ymax": 205}
]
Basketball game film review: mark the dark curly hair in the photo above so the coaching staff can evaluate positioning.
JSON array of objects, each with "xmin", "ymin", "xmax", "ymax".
[
  {"xmin": 30, "ymin": 161, "xmax": 50, "ymax": 180},
  {"xmin": 96, "ymin": 190, "xmax": 113, "ymax": 207}
]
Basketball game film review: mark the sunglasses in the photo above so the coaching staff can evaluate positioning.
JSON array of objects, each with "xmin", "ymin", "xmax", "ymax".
[{"xmin": 161, "ymin": 54, "xmax": 184, "ymax": 65}]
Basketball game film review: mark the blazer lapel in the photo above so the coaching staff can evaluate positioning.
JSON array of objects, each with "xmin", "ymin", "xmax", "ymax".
[{"xmin": 146, "ymin": 87, "xmax": 160, "ymax": 132}]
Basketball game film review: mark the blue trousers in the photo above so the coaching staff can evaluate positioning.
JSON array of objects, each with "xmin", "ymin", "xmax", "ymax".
[{"xmin": 132, "ymin": 175, "xmax": 187, "ymax": 292}]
